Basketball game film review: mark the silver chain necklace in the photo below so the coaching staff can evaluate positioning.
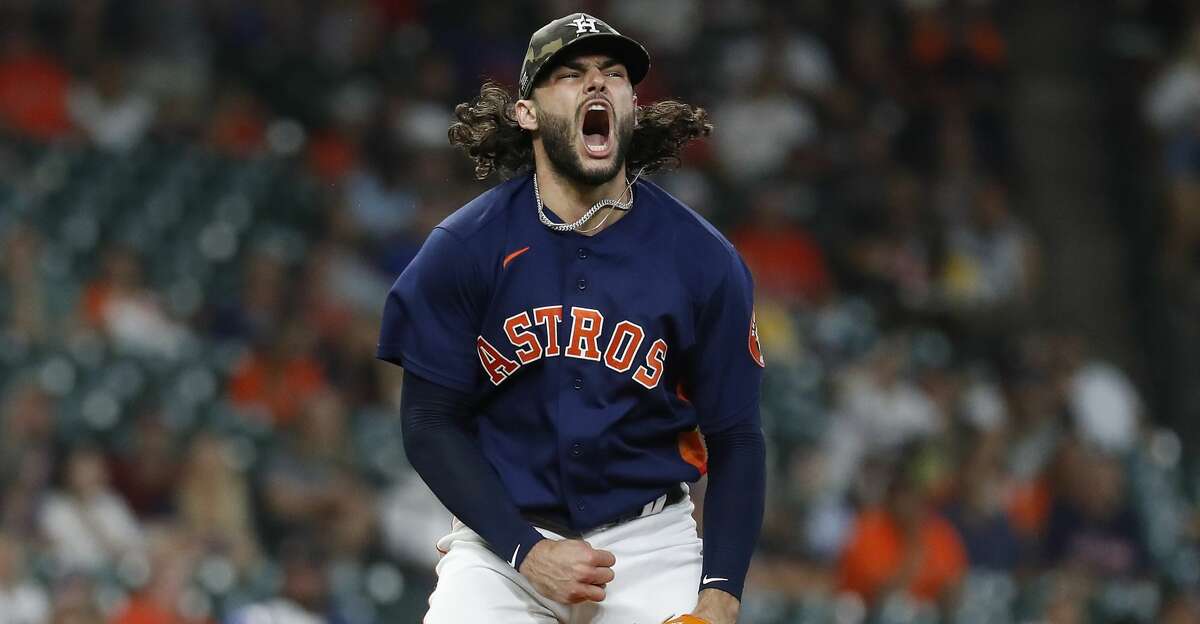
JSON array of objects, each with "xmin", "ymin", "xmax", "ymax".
[{"xmin": 534, "ymin": 168, "xmax": 644, "ymax": 234}]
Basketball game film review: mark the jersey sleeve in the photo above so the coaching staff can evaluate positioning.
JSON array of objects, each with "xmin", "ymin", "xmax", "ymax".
[
  {"xmin": 686, "ymin": 251, "xmax": 765, "ymax": 434},
  {"xmin": 377, "ymin": 227, "xmax": 485, "ymax": 393}
]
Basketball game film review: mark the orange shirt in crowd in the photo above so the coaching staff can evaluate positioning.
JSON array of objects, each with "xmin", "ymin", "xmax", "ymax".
[
  {"xmin": 1008, "ymin": 476, "xmax": 1052, "ymax": 538},
  {"xmin": 837, "ymin": 508, "xmax": 967, "ymax": 604},
  {"xmin": 81, "ymin": 281, "xmax": 114, "ymax": 327},
  {"xmin": 306, "ymin": 129, "xmax": 358, "ymax": 183},
  {"xmin": 0, "ymin": 51, "xmax": 72, "ymax": 140},
  {"xmin": 208, "ymin": 95, "xmax": 266, "ymax": 158},
  {"xmin": 731, "ymin": 226, "xmax": 831, "ymax": 304},
  {"xmin": 112, "ymin": 596, "xmax": 210, "ymax": 624},
  {"xmin": 227, "ymin": 352, "xmax": 327, "ymax": 426}
]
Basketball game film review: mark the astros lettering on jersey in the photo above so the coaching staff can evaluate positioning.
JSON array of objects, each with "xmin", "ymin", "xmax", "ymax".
[{"xmin": 478, "ymin": 305, "xmax": 668, "ymax": 388}]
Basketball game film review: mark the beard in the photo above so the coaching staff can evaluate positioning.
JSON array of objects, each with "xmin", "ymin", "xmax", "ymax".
[{"xmin": 538, "ymin": 106, "xmax": 634, "ymax": 187}]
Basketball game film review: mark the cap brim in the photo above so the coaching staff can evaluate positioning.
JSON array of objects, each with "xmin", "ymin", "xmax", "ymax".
[{"xmin": 522, "ymin": 33, "xmax": 650, "ymax": 99}]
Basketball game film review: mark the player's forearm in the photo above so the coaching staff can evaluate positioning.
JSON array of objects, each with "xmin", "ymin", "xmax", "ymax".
[
  {"xmin": 400, "ymin": 372, "xmax": 544, "ymax": 569},
  {"xmin": 697, "ymin": 418, "xmax": 766, "ymax": 603}
]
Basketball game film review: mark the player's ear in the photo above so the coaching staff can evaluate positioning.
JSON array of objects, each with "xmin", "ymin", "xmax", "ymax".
[{"xmin": 515, "ymin": 99, "xmax": 538, "ymax": 132}]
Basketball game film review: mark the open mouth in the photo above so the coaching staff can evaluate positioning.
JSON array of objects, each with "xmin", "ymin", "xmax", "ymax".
[{"xmin": 580, "ymin": 101, "xmax": 613, "ymax": 158}]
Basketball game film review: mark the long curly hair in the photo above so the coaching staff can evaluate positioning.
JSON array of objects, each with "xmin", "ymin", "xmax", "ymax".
[{"xmin": 448, "ymin": 81, "xmax": 713, "ymax": 180}]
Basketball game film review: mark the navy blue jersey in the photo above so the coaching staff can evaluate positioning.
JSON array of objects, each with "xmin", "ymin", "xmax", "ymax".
[{"xmin": 377, "ymin": 173, "xmax": 764, "ymax": 531}]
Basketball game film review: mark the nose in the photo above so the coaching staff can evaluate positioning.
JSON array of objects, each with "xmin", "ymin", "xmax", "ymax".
[{"xmin": 584, "ymin": 68, "xmax": 607, "ymax": 94}]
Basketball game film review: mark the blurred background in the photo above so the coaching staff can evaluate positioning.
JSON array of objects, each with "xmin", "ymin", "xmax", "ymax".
[{"xmin": 2, "ymin": 0, "xmax": 1200, "ymax": 623}]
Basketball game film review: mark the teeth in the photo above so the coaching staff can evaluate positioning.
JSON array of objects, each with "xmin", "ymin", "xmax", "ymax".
[
  {"xmin": 586, "ymin": 144, "xmax": 607, "ymax": 153},
  {"xmin": 589, "ymin": 104, "xmax": 605, "ymax": 111}
]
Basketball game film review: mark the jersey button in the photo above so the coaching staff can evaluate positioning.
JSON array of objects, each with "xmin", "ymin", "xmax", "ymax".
[
  {"xmin": 576, "ymin": 503, "xmax": 586, "ymax": 511},
  {"xmin": 573, "ymin": 377, "xmax": 583, "ymax": 390},
  {"xmin": 577, "ymin": 247, "xmax": 589, "ymax": 259},
  {"xmin": 571, "ymin": 443, "xmax": 582, "ymax": 456},
  {"xmin": 576, "ymin": 278, "xmax": 587, "ymax": 291}
]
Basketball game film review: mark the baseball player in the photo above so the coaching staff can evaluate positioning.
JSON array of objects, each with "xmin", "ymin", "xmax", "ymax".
[{"xmin": 377, "ymin": 13, "xmax": 766, "ymax": 624}]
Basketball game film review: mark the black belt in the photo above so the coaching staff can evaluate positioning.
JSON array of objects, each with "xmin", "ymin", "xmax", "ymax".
[{"xmin": 523, "ymin": 484, "xmax": 686, "ymax": 538}]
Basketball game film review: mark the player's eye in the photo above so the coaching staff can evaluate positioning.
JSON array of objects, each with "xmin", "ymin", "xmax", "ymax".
[
  {"xmin": 560, "ymin": 72, "xmax": 581, "ymax": 80},
  {"xmin": 607, "ymin": 71, "xmax": 625, "ymax": 79}
]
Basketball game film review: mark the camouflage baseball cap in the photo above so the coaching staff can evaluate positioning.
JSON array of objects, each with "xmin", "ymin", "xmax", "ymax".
[{"xmin": 518, "ymin": 13, "xmax": 650, "ymax": 100}]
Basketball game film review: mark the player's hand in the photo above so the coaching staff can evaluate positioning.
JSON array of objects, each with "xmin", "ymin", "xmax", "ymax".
[{"xmin": 518, "ymin": 538, "xmax": 616, "ymax": 604}]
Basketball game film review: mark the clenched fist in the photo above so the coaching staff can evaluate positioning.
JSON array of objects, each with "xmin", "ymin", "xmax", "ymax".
[{"xmin": 518, "ymin": 539, "xmax": 616, "ymax": 603}]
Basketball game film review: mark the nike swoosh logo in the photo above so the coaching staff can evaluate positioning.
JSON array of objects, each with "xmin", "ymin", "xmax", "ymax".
[
  {"xmin": 509, "ymin": 545, "xmax": 521, "ymax": 567},
  {"xmin": 502, "ymin": 246, "xmax": 531, "ymax": 269},
  {"xmin": 701, "ymin": 575, "xmax": 728, "ymax": 585}
]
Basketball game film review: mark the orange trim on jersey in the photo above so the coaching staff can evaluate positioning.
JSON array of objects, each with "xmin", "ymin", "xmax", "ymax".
[
  {"xmin": 502, "ymin": 246, "xmax": 531, "ymax": 269},
  {"xmin": 678, "ymin": 428, "xmax": 707, "ymax": 475},
  {"xmin": 748, "ymin": 308, "xmax": 765, "ymax": 368},
  {"xmin": 675, "ymin": 381, "xmax": 690, "ymax": 403}
]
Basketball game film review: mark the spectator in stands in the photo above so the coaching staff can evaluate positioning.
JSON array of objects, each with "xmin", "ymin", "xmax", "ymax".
[
  {"xmin": 47, "ymin": 573, "xmax": 105, "ymax": 624},
  {"xmin": 998, "ymin": 333, "xmax": 1063, "ymax": 540},
  {"xmin": 1038, "ymin": 571, "xmax": 1090, "ymax": 624},
  {"xmin": 378, "ymin": 466, "xmax": 452, "ymax": 570},
  {"xmin": 943, "ymin": 433, "xmax": 1023, "ymax": 571},
  {"xmin": 0, "ymin": 376, "xmax": 56, "ymax": 486},
  {"xmin": 1042, "ymin": 440, "xmax": 1149, "ymax": 578},
  {"xmin": 881, "ymin": 170, "xmax": 941, "ymax": 312},
  {"xmin": 81, "ymin": 244, "xmax": 191, "ymax": 359},
  {"xmin": 730, "ymin": 186, "xmax": 832, "ymax": 306},
  {"xmin": 39, "ymin": 444, "xmax": 144, "ymax": 573},
  {"xmin": 395, "ymin": 53, "xmax": 460, "ymax": 148},
  {"xmin": 713, "ymin": 69, "xmax": 817, "ymax": 182},
  {"xmin": 1145, "ymin": 20, "xmax": 1200, "ymax": 272},
  {"xmin": 1159, "ymin": 588, "xmax": 1200, "ymax": 624},
  {"xmin": 0, "ymin": 380, "xmax": 55, "ymax": 544},
  {"xmin": 227, "ymin": 318, "xmax": 328, "ymax": 427},
  {"xmin": 824, "ymin": 336, "xmax": 943, "ymax": 494},
  {"xmin": 177, "ymin": 432, "xmax": 259, "ymax": 575},
  {"xmin": 1, "ymin": 222, "xmax": 49, "ymax": 345},
  {"xmin": 109, "ymin": 411, "xmax": 179, "ymax": 520},
  {"xmin": 207, "ymin": 84, "xmax": 267, "ymax": 159},
  {"xmin": 837, "ymin": 449, "xmax": 967, "ymax": 609},
  {"xmin": 940, "ymin": 179, "xmax": 1039, "ymax": 316},
  {"xmin": 0, "ymin": 532, "xmax": 49, "ymax": 624},
  {"xmin": 207, "ymin": 248, "xmax": 288, "ymax": 345},
  {"xmin": 905, "ymin": 1, "xmax": 1008, "ymax": 79},
  {"xmin": 0, "ymin": 19, "xmax": 72, "ymax": 141},
  {"xmin": 301, "ymin": 234, "xmax": 392, "ymax": 344},
  {"xmin": 228, "ymin": 537, "xmax": 346, "ymax": 624},
  {"xmin": 260, "ymin": 393, "xmax": 374, "ymax": 559},
  {"xmin": 111, "ymin": 527, "xmax": 210, "ymax": 624},
  {"xmin": 719, "ymin": 17, "xmax": 836, "ymax": 96},
  {"xmin": 343, "ymin": 116, "xmax": 418, "ymax": 242},
  {"xmin": 313, "ymin": 312, "xmax": 388, "ymax": 411},
  {"xmin": 67, "ymin": 54, "xmax": 156, "ymax": 152},
  {"xmin": 1058, "ymin": 332, "xmax": 1142, "ymax": 455}
]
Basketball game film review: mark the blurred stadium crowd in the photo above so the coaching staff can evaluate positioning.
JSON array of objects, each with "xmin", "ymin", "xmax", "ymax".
[{"xmin": 1, "ymin": 1, "xmax": 1200, "ymax": 623}]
